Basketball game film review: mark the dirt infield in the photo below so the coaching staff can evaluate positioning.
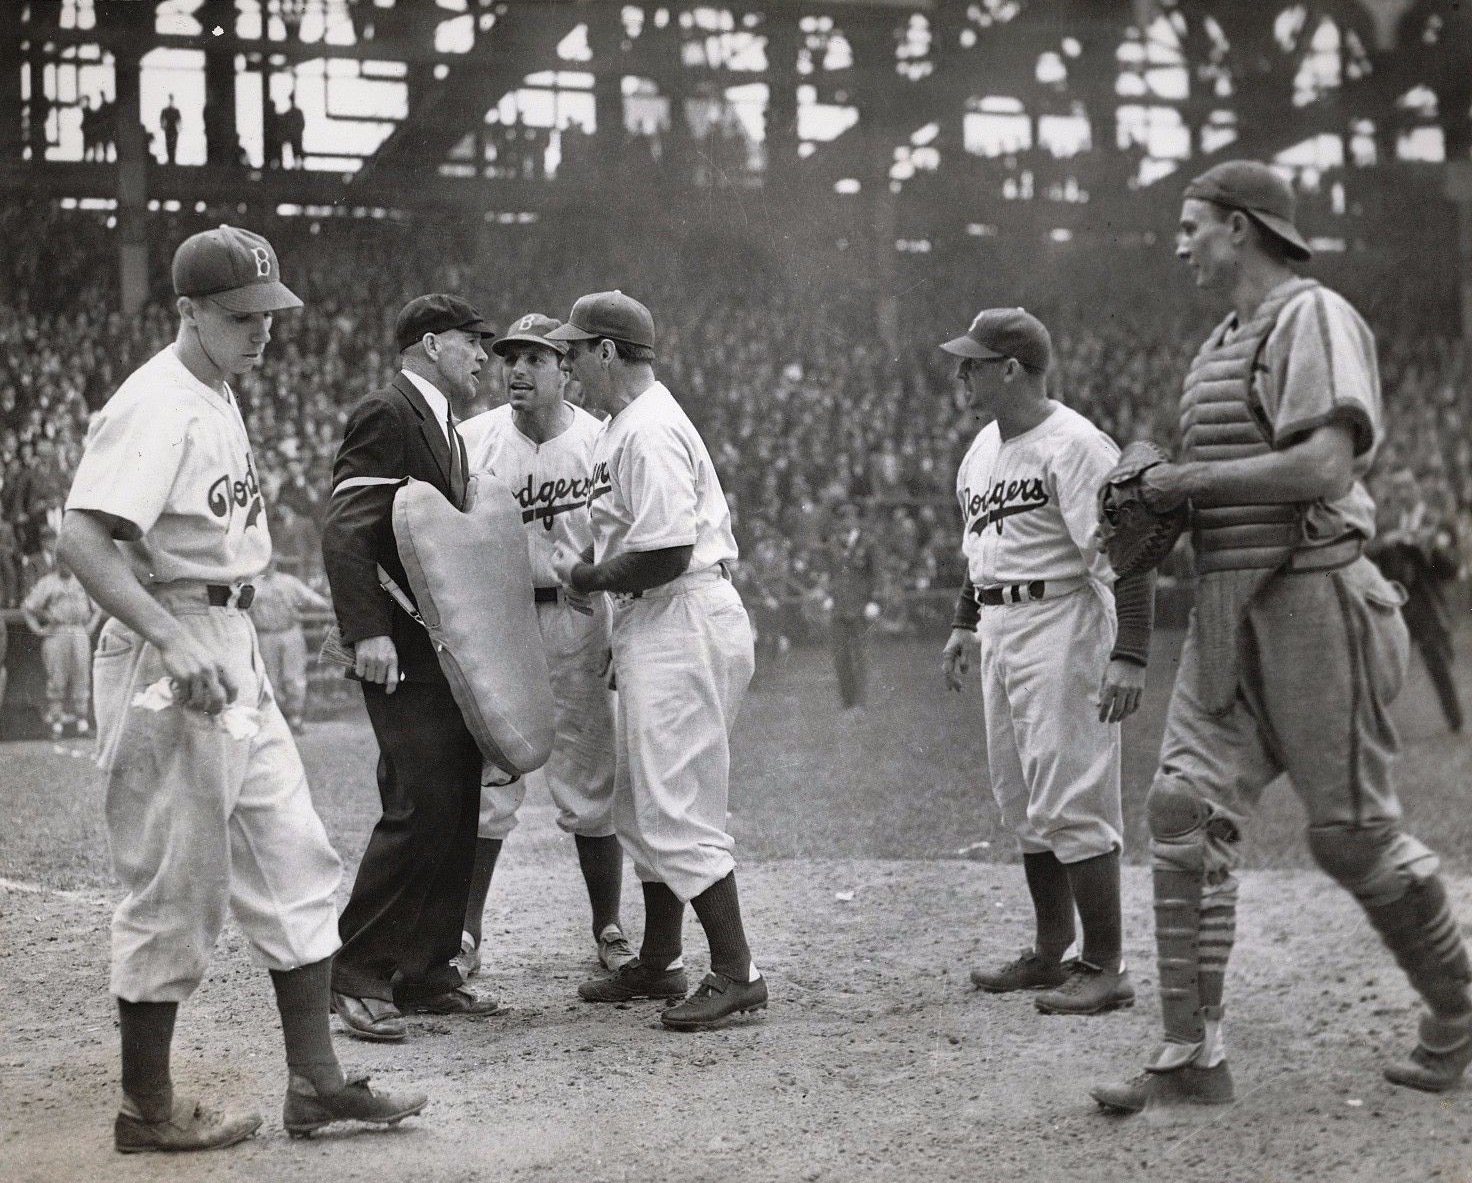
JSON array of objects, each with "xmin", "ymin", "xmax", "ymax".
[
  {"xmin": 4, "ymin": 631, "xmax": 1470, "ymax": 1182},
  {"xmin": 5, "ymin": 786, "xmax": 1471, "ymax": 1183}
]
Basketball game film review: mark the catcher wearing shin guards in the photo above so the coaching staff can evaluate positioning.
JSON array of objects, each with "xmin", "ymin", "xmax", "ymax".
[{"xmin": 1091, "ymin": 161, "xmax": 1472, "ymax": 1116}]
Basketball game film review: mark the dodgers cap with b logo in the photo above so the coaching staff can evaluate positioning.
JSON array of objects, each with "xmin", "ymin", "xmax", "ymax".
[
  {"xmin": 492, "ymin": 312, "xmax": 568, "ymax": 358},
  {"xmin": 172, "ymin": 224, "xmax": 303, "ymax": 313}
]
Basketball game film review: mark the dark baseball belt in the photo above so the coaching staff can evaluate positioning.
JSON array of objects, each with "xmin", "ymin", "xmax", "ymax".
[
  {"xmin": 534, "ymin": 586, "xmax": 561, "ymax": 604},
  {"xmin": 618, "ymin": 561, "xmax": 731, "ymax": 602},
  {"xmin": 975, "ymin": 580, "xmax": 1047, "ymax": 606},
  {"xmin": 206, "ymin": 583, "xmax": 255, "ymax": 609}
]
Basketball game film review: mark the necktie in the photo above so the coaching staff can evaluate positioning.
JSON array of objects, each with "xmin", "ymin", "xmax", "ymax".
[{"xmin": 446, "ymin": 409, "xmax": 465, "ymax": 508}]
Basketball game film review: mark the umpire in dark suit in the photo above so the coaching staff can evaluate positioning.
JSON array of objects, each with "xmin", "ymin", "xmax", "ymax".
[{"xmin": 323, "ymin": 294, "xmax": 500, "ymax": 1040}]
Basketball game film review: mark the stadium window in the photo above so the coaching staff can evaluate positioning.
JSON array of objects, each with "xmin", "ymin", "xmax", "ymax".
[
  {"xmin": 61, "ymin": 0, "xmax": 96, "ymax": 31},
  {"xmin": 140, "ymin": 47, "xmax": 207, "ymax": 165},
  {"xmin": 963, "ymin": 96, "xmax": 1031, "ymax": 158},
  {"xmin": 1397, "ymin": 126, "xmax": 1445, "ymax": 162},
  {"xmin": 558, "ymin": 24, "xmax": 593, "ymax": 62},
  {"xmin": 1349, "ymin": 120, "xmax": 1376, "ymax": 167},
  {"xmin": 1038, "ymin": 111, "xmax": 1090, "ymax": 157},
  {"xmin": 436, "ymin": 14, "xmax": 474, "ymax": 55},
  {"xmin": 1116, "ymin": 104, "xmax": 1189, "ymax": 162},
  {"xmin": 1201, "ymin": 110, "xmax": 1237, "ymax": 154}
]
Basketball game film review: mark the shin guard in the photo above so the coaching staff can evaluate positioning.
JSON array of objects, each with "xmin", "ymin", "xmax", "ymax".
[
  {"xmin": 1363, "ymin": 877, "xmax": 1472, "ymax": 1018},
  {"xmin": 1153, "ymin": 865, "xmax": 1205, "ymax": 1046}
]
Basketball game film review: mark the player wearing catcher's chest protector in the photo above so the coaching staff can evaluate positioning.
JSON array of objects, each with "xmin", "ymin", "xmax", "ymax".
[
  {"xmin": 939, "ymin": 308, "xmax": 1156, "ymax": 1017},
  {"xmin": 1091, "ymin": 161, "xmax": 1472, "ymax": 1115},
  {"xmin": 58, "ymin": 226, "xmax": 424, "ymax": 1154},
  {"xmin": 547, "ymin": 291, "xmax": 767, "ymax": 1031},
  {"xmin": 455, "ymin": 313, "xmax": 634, "ymax": 978}
]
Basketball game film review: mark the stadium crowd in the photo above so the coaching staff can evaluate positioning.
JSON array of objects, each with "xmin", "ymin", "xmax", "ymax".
[{"xmin": 2, "ymin": 207, "xmax": 1468, "ymax": 651}]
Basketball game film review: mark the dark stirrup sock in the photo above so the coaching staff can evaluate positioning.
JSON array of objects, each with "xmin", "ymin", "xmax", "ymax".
[
  {"xmin": 270, "ymin": 960, "xmax": 347, "ymax": 1094},
  {"xmin": 1065, "ymin": 849, "xmax": 1124, "ymax": 973},
  {"xmin": 118, "ymin": 998, "xmax": 179, "ymax": 1120},
  {"xmin": 639, "ymin": 880, "xmax": 686, "ymax": 970},
  {"xmin": 691, "ymin": 871, "xmax": 754, "ymax": 982},
  {"xmin": 1023, "ymin": 851, "xmax": 1076, "ymax": 963},
  {"xmin": 575, "ymin": 833, "xmax": 625, "ymax": 938}
]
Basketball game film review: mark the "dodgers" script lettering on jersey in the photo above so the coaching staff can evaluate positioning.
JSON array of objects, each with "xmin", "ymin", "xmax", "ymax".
[
  {"xmin": 963, "ymin": 476, "xmax": 1050, "ymax": 535},
  {"xmin": 587, "ymin": 459, "xmax": 613, "ymax": 507},
  {"xmin": 207, "ymin": 453, "xmax": 265, "ymax": 529},
  {"xmin": 515, "ymin": 471, "xmax": 598, "ymax": 530}
]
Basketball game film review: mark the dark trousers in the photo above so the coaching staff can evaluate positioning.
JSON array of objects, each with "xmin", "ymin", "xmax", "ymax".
[
  {"xmin": 332, "ymin": 679, "xmax": 482, "ymax": 1005},
  {"xmin": 830, "ymin": 616, "xmax": 869, "ymax": 709},
  {"xmin": 1410, "ymin": 624, "xmax": 1463, "ymax": 732}
]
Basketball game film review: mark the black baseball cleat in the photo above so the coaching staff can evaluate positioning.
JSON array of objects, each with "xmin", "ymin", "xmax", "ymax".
[
  {"xmin": 579, "ymin": 957, "xmax": 689, "ymax": 1003},
  {"xmin": 660, "ymin": 971, "xmax": 768, "ymax": 1031},
  {"xmin": 969, "ymin": 949, "xmax": 1069, "ymax": 994},
  {"xmin": 283, "ymin": 1073, "xmax": 428, "ymax": 1138},
  {"xmin": 1090, "ymin": 1062, "xmax": 1234, "ymax": 1114},
  {"xmin": 114, "ymin": 1096, "xmax": 262, "ymax": 1154},
  {"xmin": 1383, "ymin": 1012, "xmax": 1472, "ymax": 1093}
]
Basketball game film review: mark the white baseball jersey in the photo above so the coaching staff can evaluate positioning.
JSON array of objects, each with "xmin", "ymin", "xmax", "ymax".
[
  {"xmin": 956, "ymin": 403, "xmax": 1118, "ymax": 588},
  {"xmin": 459, "ymin": 403, "xmax": 601, "ymax": 585},
  {"xmin": 76, "ymin": 342, "xmax": 340, "ymax": 1004},
  {"xmin": 587, "ymin": 382, "xmax": 737, "ymax": 570},
  {"xmin": 66, "ymin": 345, "xmax": 272, "ymax": 585}
]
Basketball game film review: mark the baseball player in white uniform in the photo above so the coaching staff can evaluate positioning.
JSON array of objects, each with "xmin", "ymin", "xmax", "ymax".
[
  {"xmin": 58, "ymin": 226, "xmax": 425, "ymax": 1153},
  {"xmin": 939, "ymin": 308, "xmax": 1155, "ymax": 1016},
  {"xmin": 546, "ymin": 291, "xmax": 766, "ymax": 1031},
  {"xmin": 455, "ymin": 312, "xmax": 633, "ymax": 977},
  {"xmin": 21, "ymin": 555, "xmax": 100, "ymax": 737}
]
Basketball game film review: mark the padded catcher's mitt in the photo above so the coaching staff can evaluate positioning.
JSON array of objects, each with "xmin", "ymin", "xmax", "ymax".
[{"xmin": 1096, "ymin": 440, "xmax": 1188, "ymax": 577}]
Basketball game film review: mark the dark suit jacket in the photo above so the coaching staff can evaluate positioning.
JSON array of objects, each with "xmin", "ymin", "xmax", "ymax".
[{"xmin": 322, "ymin": 372, "xmax": 468, "ymax": 683}]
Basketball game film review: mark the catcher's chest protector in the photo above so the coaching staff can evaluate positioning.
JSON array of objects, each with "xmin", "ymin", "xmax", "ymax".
[
  {"xmin": 393, "ymin": 474, "xmax": 556, "ymax": 773},
  {"xmin": 1180, "ymin": 277, "xmax": 1319, "ymax": 714},
  {"xmin": 1181, "ymin": 277, "xmax": 1320, "ymax": 575}
]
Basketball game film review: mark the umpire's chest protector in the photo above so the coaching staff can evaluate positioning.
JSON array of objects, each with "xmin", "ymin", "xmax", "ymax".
[{"xmin": 393, "ymin": 473, "xmax": 555, "ymax": 774}]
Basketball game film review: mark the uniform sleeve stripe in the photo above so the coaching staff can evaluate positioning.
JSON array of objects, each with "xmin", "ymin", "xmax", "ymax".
[{"xmin": 332, "ymin": 476, "xmax": 405, "ymax": 497}]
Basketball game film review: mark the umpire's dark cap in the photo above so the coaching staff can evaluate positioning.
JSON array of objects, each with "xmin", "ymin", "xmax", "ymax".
[
  {"xmin": 545, "ymin": 291, "xmax": 655, "ymax": 350},
  {"xmin": 173, "ymin": 224, "xmax": 302, "ymax": 313},
  {"xmin": 1183, "ymin": 160, "xmax": 1312, "ymax": 261},
  {"xmin": 492, "ymin": 312, "xmax": 568, "ymax": 358},
  {"xmin": 940, "ymin": 307, "xmax": 1052, "ymax": 372},
  {"xmin": 395, "ymin": 294, "xmax": 497, "ymax": 353}
]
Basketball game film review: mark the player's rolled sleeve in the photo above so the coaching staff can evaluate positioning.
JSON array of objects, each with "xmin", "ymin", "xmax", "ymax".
[
  {"xmin": 1264, "ymin": 288, "xmax": 1379, "ymax": 455},
  {"xmin": 322, "ymin": 398, "xmax": 404, "ymax": 645},
  {"xmin": 618, "ymin": 426, "xmax": 699, "ymax": 552},
  {"xmin": 65, "ymin": 401, "xmax": 191, "ymax": 537}
]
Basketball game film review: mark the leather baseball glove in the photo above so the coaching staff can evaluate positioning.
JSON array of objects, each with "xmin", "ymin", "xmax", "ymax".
[{"xmin": 1096, "ymin": 440, "xmax": 1188, "ymax": 578}]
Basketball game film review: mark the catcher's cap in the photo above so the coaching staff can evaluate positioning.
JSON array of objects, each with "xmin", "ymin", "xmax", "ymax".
[
  {"xmin": 545, "ymin": 290, "xmax": 655, "ymax": 350},
  {"xmin": 1182, "ymin": 160, "xmax": 1311, "ymax": 261},
  {"xmin": 394, "ymin": 294, "xmax": 497, "ymax": 353},
  {"xmin": 173, "ymin": 225, "xmax": 302, "ymax": 313},
  {"xmin": 940, "ymin": 307, "xmax": 1052, "ymax": 372},
  {"xmin": 492, "ymin": 312, "xmax": 568, "ymax": 358}
]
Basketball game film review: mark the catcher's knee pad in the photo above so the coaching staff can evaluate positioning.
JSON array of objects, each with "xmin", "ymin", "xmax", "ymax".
[
  {"xmin": 1147, "ymin": 779, "xmax": 1212, "ymax": 869},
  {"xmin": 1306, "ymin": 823, "xmax": 1440, "ymax": 908}
]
